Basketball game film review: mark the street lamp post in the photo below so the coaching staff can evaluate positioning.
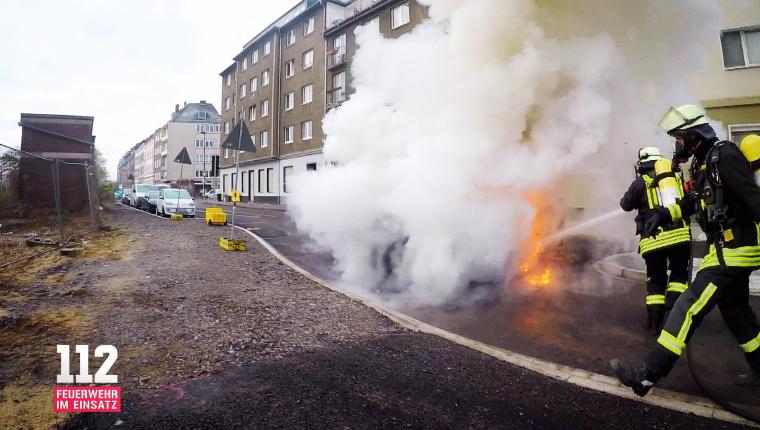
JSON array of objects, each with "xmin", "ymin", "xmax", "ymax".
[{"xmin": 201, "ymin": 130, "xmax": 207, "ymax": 197}]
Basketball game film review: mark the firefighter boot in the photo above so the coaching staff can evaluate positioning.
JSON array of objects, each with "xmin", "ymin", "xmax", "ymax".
[
  {"xmin": 610, "ymin": 359, "xmax": 655, "ymax": 397},
  {"xmin": 735, "ymin": 371, "xmax": 760, "ymax": 387}
]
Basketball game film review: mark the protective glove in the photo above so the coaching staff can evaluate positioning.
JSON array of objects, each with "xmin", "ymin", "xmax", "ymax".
[{"xmin": 644, "ymin": 206, "xmax": 671, "ymax": 238}]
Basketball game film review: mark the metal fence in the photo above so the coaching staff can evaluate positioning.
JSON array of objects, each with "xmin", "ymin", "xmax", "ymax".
[{"xmin": 0, "ymin": 143, "xmax": 101, "ymax": 268}]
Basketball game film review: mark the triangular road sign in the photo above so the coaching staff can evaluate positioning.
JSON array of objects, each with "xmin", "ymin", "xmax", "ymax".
[
  {"xmin": 173, "ymin": 147, "xmax": 192, "ymax": 164},
  {"xmin": 221, "ymin": 121, "xmax": 256, "ymax": 152}
]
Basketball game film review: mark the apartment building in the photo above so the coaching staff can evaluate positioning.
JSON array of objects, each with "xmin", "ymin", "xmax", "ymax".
[
  {"xmin": 324, "ymin": 0, "xmax": 426, "ymax": 109},
  {"xmin": 690, "ymin": 0, "xmax": 760, "ymax": 143},
  {"xmin": 117, "ymin": 101, "xmax": 222, "ymax": 193},
  {"xmin": 218, "ymin": 0, "xmax": 426, "ymax": 204},
  {"xmin": 116, "ymin": 147, "xmax": 134, "ymax": 188}
]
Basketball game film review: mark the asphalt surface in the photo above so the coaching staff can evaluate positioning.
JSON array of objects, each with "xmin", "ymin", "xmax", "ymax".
[
  {"xmin": 64, "ymin": 333, "xmax": 748, "ymax": 430},
  {"xmin": 191, "ymin": 200, "xmax": 760, "ymax": 422}
]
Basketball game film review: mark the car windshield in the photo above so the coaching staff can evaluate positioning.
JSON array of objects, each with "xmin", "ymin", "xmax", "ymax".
[
  {"xmin": 163, "ymin": 190, "xmax": 192, "ymax": 199},
  {"xmin": 136, "ymin": 185, "xmax": 157, "ymax": 192}
]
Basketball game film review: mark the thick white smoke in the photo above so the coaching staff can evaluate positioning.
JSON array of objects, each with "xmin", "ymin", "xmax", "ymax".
[{"xmin": 289, "ymin": 0, "xmax": 720, "ymax": 306}]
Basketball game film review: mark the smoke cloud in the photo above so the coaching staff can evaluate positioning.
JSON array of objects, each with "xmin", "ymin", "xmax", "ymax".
[{"xmin": 288, "ymin": 0, "xmax": 720, "ymax": 306}]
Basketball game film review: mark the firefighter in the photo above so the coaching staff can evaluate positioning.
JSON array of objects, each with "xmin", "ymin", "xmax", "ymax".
[
  {"xmin": 620, "ymin": 147, "xmax": 691, "ymax": 335},
  {"xmin": 611, "ymin": 104, "xmax": 760, "ymax": 396}
]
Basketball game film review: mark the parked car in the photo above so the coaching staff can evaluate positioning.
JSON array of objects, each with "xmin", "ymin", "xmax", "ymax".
[
  {"xmin": 145, "ymin": 191, "xmax": 160, "ymax": 214},
  {"xmin": 128, "ymin": 184, "xmax": 156, "ymax": 207},
  {"xmin": 156, "ymin": 188, "xmax": 195, "ymax": 218},
  {"xmin": 203, "ymin": 188, "xmax": 221, "ymax": 199}
]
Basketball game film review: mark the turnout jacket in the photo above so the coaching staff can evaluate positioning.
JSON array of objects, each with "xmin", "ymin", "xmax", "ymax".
[
  {"xmin": 666, "ymin": 140, "xmax": 760, "ymax": 269},
  {"xmin": 620, "ymin": 163, "xmax": 690, "ymax": 255}
]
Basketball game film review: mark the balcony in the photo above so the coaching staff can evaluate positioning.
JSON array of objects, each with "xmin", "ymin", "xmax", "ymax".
[
  {"xmin": 326, "ymin": 87, "xmax": 346, "ymax": 109},
  {"xmin": 327, "ymin": 48, "xmax": 347, "ymax": 70},
  {"xmin": 328, "ymin": 0, "xmax": 381, "ymax": 29}
]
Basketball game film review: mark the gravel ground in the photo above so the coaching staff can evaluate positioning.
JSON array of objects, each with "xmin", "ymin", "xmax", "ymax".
[
  {"xmin": 63, "ymin": 205, "xmax": 404, "ymax": 389},
  {"xmin": 1, "ymin": 205, "xmax": 753, "ymax": 429}
]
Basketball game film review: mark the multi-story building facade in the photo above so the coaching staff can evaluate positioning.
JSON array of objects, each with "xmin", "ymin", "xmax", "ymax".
[
  {"xmin": 218, "ymin": 0, "xmax": 425, "ymax": 204},
  {"xmin": 324, "ymin": 0, "xmax": 426, "ymax": 109},
  {"xmin": 117, "ymin": 147, "xmax": 135, "ymax": 188},
  {"xmin": 117, "ymin": 101, "xmax": 222, "ymax": 194},
  {"xmin": 691, "ymin": 0, "xmax": 760, "ymax": 143}
]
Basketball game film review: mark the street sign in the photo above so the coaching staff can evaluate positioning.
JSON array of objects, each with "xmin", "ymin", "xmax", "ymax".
[
  {"xmin": 173, "ymin": 147, "xmax": 192, "ymax": 165},
  {"xmin": 230, "ymin": 190, "xmax": 241, "ymax": 203},
  {"xmin": 221, "ymin": 122, "xmax": 256, "ymax": 152}
]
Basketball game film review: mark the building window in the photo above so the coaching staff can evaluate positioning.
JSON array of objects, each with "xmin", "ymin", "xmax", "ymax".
[
  {"xmin": 195, "ymin": 139, "xmax": 203, "ymax": 148},
  {"xmin": 721, "ymin": 27, "xmax": 760, "ymax": 69},
  {"xmin": 302, "ymin": 120, "xmax": 313, "ymax": 140},
  {"xmin": 257, "ymin": 170, "xmax": 264, "ymax": 193},
  {"xmin": 242, "ymin": 57, "xmax": 248, "ymax": 71},
  {"xmin": 267, "ymin": 168, "xmax": 274, "ymax": 193},
  {"xmin": 307, "ymin": 163, "xmax": 317, "ymax": 171},
  {"xmin": 304, "ymin": 17, "xmax": 314, "ymax": 36},
  {"xmin": 224, "ymin": 121, "xmax": 230, "ymax": 134},
  {"xmin": 302, "ymin": 84, "xmax": 313, "ymax": 104},
  {"xmin": 333, "ymin": 71, "xmax": 345, "ymax": 90},
  {"xmin": 260, "ymin": 130, "xmax": 269, "ymax": 148},
  {"xmin": 729, "ymin": 124, "xmax": 760, "ymax": 143},
  {"xmin": 197, "ymin": 111, "xmax": 207, "ymax": 120},
  {"xmin": 264, "ymin": 40, "xmax": 271, "ymax": 56},
  {"xmin": 239, "ymin": 83, "xmax": 247, "ymax": 98},
  {"xmin": 250, "ymin": 76, "xmax": 257, "ymax": 93},
  {"xmin": 303, "ymin": 49, "xmax": 314, "ymax": 69},
  {"xmin": 283, "ymin": 166, "xmax": 293, "ymax": 193},
  {"xmin": 262, "ymin": 69, "xmax": 270, "ymax": 86},
  {"xmin": 261, "ymin": 99, "xmax": 269, "ymax": 117},
  {"xmin": 226, "ymin": 74, "xmax": 231, "ymax": 87},
  {"xmin": 285, "ymin": 59, "xmax": 295, "ymax": 78},
  {"xmin": 391, "ymin": 3, "xmax": 410, "ymax": 29},
  {"xmin": 252, "ymin": 49, "xmax": 259, "ymax": 64},
  {"xmin": 225, "ymin": 97, "xmax": 231, "ymax": 111},
  {"xmin": 284, "ymin": 125, "xmax": 294, "ymax": 143},
  {"xmin": 248, "ymin": 105, "xmax": 256, "ymax": 121},
  {"xmin": 241, "ymin": 171, "xmax": 247, "ymax": 193},
  {"xmin": 286, "ymin": 29, "xmax": 296, "ymax": 46},
  {"xmin": 224, "ymin": 148, "xmax": 230, "ymax": 158},
  {"xmin": 334, "ymin": 33, "xmax": 346, "ymax": 52},
  {"xmin": 284, "ymin": 92, "xmax": 294, "ymax": 110}
]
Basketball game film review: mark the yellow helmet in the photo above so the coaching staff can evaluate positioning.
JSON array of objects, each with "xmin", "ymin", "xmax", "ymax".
[
  {"xmin": 658, "ymin": 104, "xmax": 710, "ymax": 135},
  {"xmin": 638, "ymin": 146, "xmax": 663, "ymax": 163}
]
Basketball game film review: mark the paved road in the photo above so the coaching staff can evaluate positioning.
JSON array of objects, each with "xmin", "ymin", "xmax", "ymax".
[{"xmin": 192, "ymin": 201, "xmax": 760, "ymax": 422}]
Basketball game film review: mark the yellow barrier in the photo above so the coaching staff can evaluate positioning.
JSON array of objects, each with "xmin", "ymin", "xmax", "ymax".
[
  {"xmin": 219, "ymin": 237, "xmax": 246, "ymax": 251},
  {"xmin": 205, "ymin": 207, "xmax": 227, "ymax": 226}
]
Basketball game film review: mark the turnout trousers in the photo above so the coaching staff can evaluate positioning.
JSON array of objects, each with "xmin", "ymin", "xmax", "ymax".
[
  {"xmin": 643, "ymin": 242, "xmax": 691, "ymax": 311},
  {"xmin": 645, "ymin": 266, "xmax": 760, "ymax": 380}
]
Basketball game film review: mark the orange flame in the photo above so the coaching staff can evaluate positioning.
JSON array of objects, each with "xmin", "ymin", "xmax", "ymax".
[{"xmin": 517, "ymin": 192, "xmax": 557, "ymax": 288}]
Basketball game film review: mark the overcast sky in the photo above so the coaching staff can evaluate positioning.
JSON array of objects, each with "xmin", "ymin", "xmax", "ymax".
[{"xmin": 0, "ymin": 0, "xmax": 299, "ymax": 179}]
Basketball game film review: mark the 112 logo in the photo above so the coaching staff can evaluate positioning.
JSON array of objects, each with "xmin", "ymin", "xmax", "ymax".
[{"xmin": 56, "ymin": 345, "xmax": 118, "ymax": 384}]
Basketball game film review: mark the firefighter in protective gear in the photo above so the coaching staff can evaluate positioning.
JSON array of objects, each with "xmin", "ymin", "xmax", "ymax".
[
  {"xmin": 611, "ymin": 104, "xmax": 760, "ymax": 396},
  {"xmin": 620, "ymin": 147, "xmax": 691, "ymax": 335}
]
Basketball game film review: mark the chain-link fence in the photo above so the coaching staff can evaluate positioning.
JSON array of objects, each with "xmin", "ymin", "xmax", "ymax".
[{"xmin": 0, "ymin": 143, "xmax": 102, "ymax": 268}]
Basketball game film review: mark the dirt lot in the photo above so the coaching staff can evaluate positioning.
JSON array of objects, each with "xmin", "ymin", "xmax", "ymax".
[{"xmin": 0, "ymin": 205, "xmax": 401, "ymax": 429}]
